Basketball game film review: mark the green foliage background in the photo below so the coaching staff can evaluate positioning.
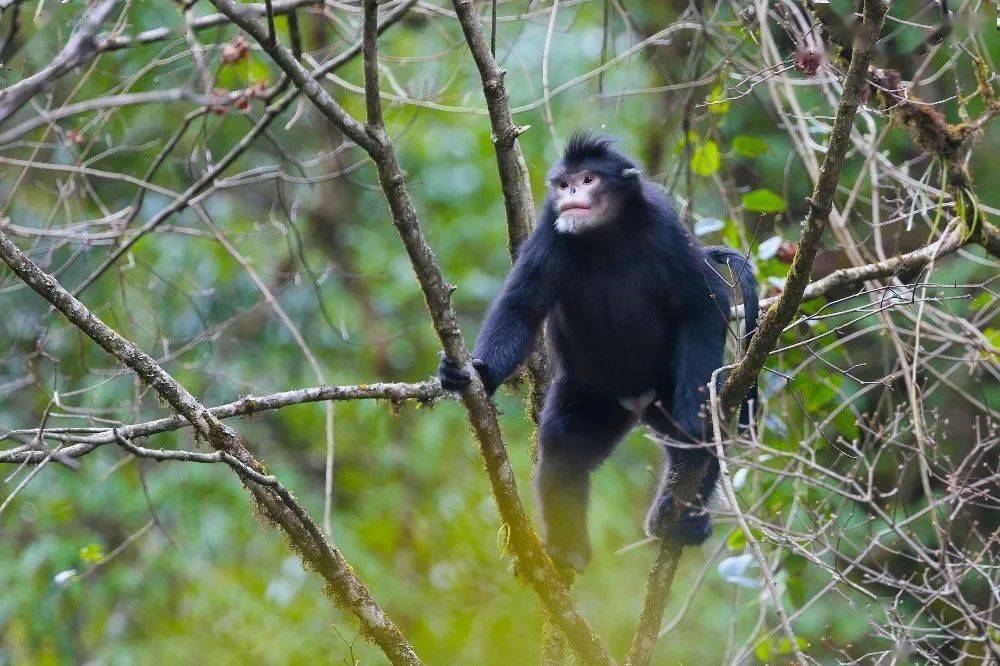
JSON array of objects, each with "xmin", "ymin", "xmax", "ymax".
[{"xmin": 0, "ymin": 1, "xmax": 997, "ymax": 663}]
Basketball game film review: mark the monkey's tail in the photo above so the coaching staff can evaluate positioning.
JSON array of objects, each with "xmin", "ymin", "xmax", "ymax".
[
  {"xmin": 706, "ymin": 245, "xmax": 759, "ymax": 430},
  {"xmin": 706, "ymin": 245, "xmax": 759, "ymax": 340}
]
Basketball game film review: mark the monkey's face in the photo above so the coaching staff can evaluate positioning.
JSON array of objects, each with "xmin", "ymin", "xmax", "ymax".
[{"xmin": 551, "ymin": 171, "xmax": 613, "ymax": 234}]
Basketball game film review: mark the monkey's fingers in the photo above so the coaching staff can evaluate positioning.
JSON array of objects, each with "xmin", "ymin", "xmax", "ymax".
[
  {"xmin": 437, "ymin": 350, "xmax": 464, "ymax": 368},
  {"xmin": 437, "ymin": 355, "xmax": 472, "ymax": 392}
]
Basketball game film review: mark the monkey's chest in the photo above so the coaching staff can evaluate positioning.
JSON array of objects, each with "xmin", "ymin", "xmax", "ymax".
[{"xmin": 549, "ymin": 281, "xmax": 676, "ymax": 394}]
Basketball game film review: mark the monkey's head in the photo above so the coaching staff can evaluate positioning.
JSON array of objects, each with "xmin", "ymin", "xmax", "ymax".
[{"xmin": 547, "ymin": 132, "xmax": 642, "ymax": 235}]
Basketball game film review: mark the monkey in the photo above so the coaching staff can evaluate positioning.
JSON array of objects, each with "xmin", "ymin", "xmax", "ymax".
[{"xmin": 438, "ymin": 133, "xmax": 759, "ymax": 572}]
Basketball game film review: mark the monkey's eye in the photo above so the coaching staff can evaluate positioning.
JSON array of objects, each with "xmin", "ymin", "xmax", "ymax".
[
  {"xmin": 558, "ymin": 181, "xmax": 568, "ymax": 189},
  {"xmin": 583, "ymin": 175, "xmax": 594, "ymax": 185}
]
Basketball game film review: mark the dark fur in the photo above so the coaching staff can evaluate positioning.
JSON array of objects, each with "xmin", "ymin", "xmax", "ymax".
[{"xmin": 439, "ymin": 133, "xmax": 759, "ymax": 571}]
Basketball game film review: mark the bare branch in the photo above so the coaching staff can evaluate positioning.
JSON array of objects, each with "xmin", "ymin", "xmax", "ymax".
[
  {"xmin": 68, "ymin": 0, "xmax": 415, "ymax": 297},
  {"xmin": 0, "ymin": 0, "xmax": 122, "ymax": 126},
  {"xmin": 976, "ymin": 218, "xmax": 1000, "ymax": 260},
  {"xmin": 204, "ymin": 0, "xmax": 372, "ymax": 151},
  {"xmin": 0, "ymin": 89, "xmax": 191, "ymax": 144},
  {"xmin": 97, "ymin": 0, "xmax": 321, "ymax": 51},
  {"xmin": 357, "ymin": 1, "xmax": 610, "ymax": 661},
  {"xmin": 0, "ymin": 380, "xmax": 446, "ymax": 462},
  {"xmin": 451, "ymin": 0, "xmax": 550, "ymax": 425},
  {"xmin": 451, "ymin": 0, "xmax": 535, "ymax": 253},
  {"xmin": 734, "ymin": 221, "xmax": 968, "ymax": 319},
  {"xmin": 624, "ymin": 542, "xmax": 682, "ymax": 666},
  {"xmin": 449, "ymin": 1, "xmax": 560, "ymax": 656},
  {"xmin": 710, "ymin": 370, "xmax": 806, "ymax": 666}
]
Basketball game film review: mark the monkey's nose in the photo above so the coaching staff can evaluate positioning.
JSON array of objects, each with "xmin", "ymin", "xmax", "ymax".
[{"xmin": 570, "ymin": 186, "xmax": 577, "ymax": 194}]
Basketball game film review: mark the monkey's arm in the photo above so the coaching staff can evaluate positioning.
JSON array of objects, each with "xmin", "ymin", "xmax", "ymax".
[
  {"xmin": 438, "ymin": 227, "xmax": 560, "ymax": 395},
  {"xmin": 470, "ymin": 233, "xmax": 560, "ymax": 394}
]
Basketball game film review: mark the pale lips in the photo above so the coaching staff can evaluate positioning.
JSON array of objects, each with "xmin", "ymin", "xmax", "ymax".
[{"xmin": 559, "ymin": 204, "xmax": 591, "ymax": 218}]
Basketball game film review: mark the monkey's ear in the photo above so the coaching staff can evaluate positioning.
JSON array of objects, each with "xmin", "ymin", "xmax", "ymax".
[{"xmin": 621, "ymin": 167, "xmax": 642, "ymax": 178}]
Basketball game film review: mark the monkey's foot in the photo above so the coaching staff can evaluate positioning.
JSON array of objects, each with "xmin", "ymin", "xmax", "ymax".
[
  {"xmin": 545, "ymin": 541, "xmax": 591, "ymax": 574},
  {"xmin": 644, "ymin": 496, "xmax": 712, "ymax": 546}
]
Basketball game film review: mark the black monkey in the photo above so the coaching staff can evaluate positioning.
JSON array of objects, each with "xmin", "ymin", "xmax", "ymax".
[{"xmin": 439, "ymin": 134, "xmax": 759, "ymax": 571}]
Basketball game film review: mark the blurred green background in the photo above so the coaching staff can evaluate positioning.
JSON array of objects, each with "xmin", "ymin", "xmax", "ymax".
[{"xmin": 1, "ymin": 1, "xmax": 997, "ymax": 663}]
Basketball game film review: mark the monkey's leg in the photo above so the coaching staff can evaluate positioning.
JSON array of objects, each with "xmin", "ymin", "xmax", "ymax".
[
  {"xmin": 535, "ymin": 378, "xmax": 635, "ymax": 572},
  {"xmin": 643, "ymin": 443, "xmax": 718, "ymax": 546},
  {"xmin": 642, "ymin": 305, "xmax": 727, "ymax": 546}
]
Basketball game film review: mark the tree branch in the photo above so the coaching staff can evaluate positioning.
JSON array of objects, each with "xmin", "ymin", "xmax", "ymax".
[
  {"xmin": 0, "ymin": 0, "xmax": 122, "ymax": 126},
  {"xmin": 0, "ymin": 89, "xmax": 191, "ymax": 144},
  {"xmin": 0, "ymin": 232, "xmax": 421, "ymax": 666},
  {"xmin": 448, "ymin": 3, "xmax": 565, "ymax": 659},
  {"xmin": 207, "ymin": 0, "xmax": 372, "ymax": 151},
  {"xmin": 0, "ymin": 380, "xmax": 446, "ymax": 462},
  {"xmin": 975, "ymin": 217, "xmax": 1000, "ymax": 260},
  {"xmin": 96, "ymin": 0, "xmax": 321, "ymax": 51},
  {"xmin": 357, "ymin": 2, "xmax": 611, "ymax": 661},
  {"xmin": 450, "ymin": 0, "xmax": 534, "ymax": 253},
  {"xmin": 450, "ymin": 0, "xmax": 551, "ymax": 426},
  {"xmin": 66, "ymin": 0, "xmax": 415, "ymax": 298},
  {"xmin": 624, "ymin": 542, "xmax": 682, "ymax": 666},
  {"xmin": 731, "ymin": 221, "xmax": 968, "ymax": 320}
]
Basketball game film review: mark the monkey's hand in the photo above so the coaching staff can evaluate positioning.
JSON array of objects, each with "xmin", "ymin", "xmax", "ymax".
[
  {"xmin": 645, "ymin": 496, "xmax": 712, "ymax": 547},
  {"xmin": 437, "ymin": 353, "xmax": 487, "ymax": 393}
]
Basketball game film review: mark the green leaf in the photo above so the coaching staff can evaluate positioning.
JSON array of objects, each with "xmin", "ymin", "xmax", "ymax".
[
  {"xmin": 706, "ymin": 84, "xmax": 730, "ymax": 115},
  {"xmin": 78, "ymin": 543, "xmax": 103, "ymax": 564},
  {"xmin": 732, "ymin": 134, "xmax": 770, "ymax": 157},
  {"xmin": 723, "ymin": 218, "xmax": 742, "ymax": 248},
  {"xmin": 727, "ymin": 529, "xmax": 746, "ymax": 551},
  {"xmin": 833, "ymin": 408, "xmax": 860, "ymax": 441},
  {"xmin": 786, "ymin": 576, "xmax": 805, "ymax": 608},
  {"xmin": 982, "ymin": 328, "xmax": 1000, "ymax": 362},
  {"xmin": 970, "ymin": 292, "xmax": 992, "ymax": 310},
  {"xmin": 691, "ymin": 140, "xmax": 720, "ymax": 177},
  {"xmin": 984, "ymin": 327, "xmax": 1000, "ymax": 348},
  {"xmin": 779, "ymin": 637, "xmax": 810, "ymax": 653},
  {"xmin": 784, "ymin": 553, "xmax": 808, "ymax": 575},
  {"xmin": 804, "ymin": 381, "xmax": 836, "ymax": 411},
  {"xmin": 673, "ymin": 131, "xmax": 699, "ymax": 155},
  {"xmin": 754, "ymin": 637, "xmax": 772, "ymax": 662},
  {"xmin": 742, "ymin": 188, "xmax": 786, "ymax": 213}
]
